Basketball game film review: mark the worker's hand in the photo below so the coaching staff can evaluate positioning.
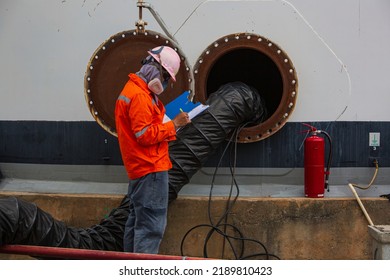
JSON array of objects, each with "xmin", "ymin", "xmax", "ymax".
[{"xmin": 172, "ymin": 112, "xmax": 191, "ymax": 128}]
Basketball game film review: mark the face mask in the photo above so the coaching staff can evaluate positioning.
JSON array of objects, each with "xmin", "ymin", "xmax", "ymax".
[
  {"xmin": 148, "ymin": 78, "xmax": 164, "ymax": 95},
  {"xmin": 148, "ymin": 78, "xmax": 170, "ymax": 95},
  {"xmin": 138, "ymin": 59, "xmax": 170, "ymax": 95}
]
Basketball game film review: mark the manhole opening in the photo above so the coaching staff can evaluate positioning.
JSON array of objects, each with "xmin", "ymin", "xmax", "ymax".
[
  {"xmin": 206, "ymin": 48, "xmax": 283, "ymax": 121},
  {"xmin": 194, "ymin": 33, "xmax": 298, "ymax": 143}
]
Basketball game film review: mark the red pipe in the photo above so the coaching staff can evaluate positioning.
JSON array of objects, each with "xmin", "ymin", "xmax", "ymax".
[{"xmin": 0, "ymin": 245, "xmax": 207, "ymax": 260}]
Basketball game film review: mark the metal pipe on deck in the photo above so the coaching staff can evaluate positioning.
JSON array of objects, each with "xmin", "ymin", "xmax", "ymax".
[{"xmin": 0, "ymin": 245, "xmax": 207, "ymax": 260}]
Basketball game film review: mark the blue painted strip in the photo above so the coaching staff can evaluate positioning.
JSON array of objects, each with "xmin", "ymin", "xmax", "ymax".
[{"xmin": 0, "ymin": 121, "xmax": 388, "ymax": 167}]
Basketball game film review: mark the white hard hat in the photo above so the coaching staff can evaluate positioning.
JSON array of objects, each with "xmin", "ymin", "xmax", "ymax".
[{"xmin": 148, "ymin": 46, "xmax": 181, "ymax": 82}]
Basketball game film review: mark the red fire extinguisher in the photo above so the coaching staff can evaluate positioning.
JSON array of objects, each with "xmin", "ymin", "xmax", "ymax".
[{"xmin": 302, "ymin": 124, "xmax": 332, "ymax": 198}]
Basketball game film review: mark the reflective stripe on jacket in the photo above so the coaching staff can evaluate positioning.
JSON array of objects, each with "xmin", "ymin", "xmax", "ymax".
[{"xmin": 115, "ymin": 73, "xmax": 176, "ymax": 179}]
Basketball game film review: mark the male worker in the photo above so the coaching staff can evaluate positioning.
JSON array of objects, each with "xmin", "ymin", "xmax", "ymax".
[{"xmin": 115, "ymin": 46, "xmax": 190, "ymax": 254}]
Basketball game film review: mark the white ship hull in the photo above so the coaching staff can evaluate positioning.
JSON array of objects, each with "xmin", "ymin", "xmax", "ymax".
[{"xmin": 0, "ymin": 0, "xmax": 389, "ymax": 197}]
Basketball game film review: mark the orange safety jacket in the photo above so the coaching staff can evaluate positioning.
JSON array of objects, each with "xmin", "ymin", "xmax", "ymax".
[{"xmin": 115, "ymin": 73, "xmax": 176, "ymax": 180}]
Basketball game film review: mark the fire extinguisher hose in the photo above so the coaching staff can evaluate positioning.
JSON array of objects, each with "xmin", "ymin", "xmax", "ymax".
[{"xmin": 318, "ymin": 130, "xmax": 333, "ymax": 191}]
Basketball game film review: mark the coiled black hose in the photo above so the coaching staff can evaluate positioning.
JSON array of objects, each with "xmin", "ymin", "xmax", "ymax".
[{"xmin": 0, "ymin": 82, "xmax": 265, "ymax": 252}]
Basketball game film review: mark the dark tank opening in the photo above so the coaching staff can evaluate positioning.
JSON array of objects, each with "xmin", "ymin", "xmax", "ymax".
[
  {"xmin": 206, "ymin": 48, "xmax": 283, "ymax": 119},
  {"xmin": 194, "ymin": 33, "xmax": 298, "ymax": 143}
]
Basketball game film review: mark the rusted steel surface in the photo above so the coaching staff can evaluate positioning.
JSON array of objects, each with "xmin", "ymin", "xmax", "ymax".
[{"xmin": 84, "ymin": 29, "xmax": 191, "ymax": 136}]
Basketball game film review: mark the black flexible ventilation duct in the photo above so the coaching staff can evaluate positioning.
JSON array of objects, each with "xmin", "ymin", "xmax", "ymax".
[
  {"xmin": 0, "ymin": 82, "xmax": 266, "ymax": 252},
  {"xmin": 168, "ymin": 82, "xmax": 265, "ymax": 200},
  {"xmin": 0, "ymin": 196, "xmax": 128, "ymax": 251}
]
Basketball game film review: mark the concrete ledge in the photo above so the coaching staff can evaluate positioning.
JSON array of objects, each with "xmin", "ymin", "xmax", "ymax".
[
  {"xmin": 368, "ymin": 225, "xmax": 390, "ymax": 259},
  {"xmin": 369, "ymin": 225, "xmax": 390, "ymax": 243},
  {"xmin": 1, "ymin": 192, "xmax": 390, "ymax": 259}
]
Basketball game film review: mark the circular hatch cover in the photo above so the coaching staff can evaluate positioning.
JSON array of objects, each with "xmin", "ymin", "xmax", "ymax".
[{"xmin": 84, "ymin": 30, "xmax": 191, "ymax": 136}]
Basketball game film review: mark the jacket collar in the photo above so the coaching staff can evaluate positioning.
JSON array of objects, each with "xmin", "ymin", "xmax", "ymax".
[
  {"xmin": 129, "ymin": 73, "xmax": 160, "ymax": 104},
  {"xmin": 129, "ymin": 73, "xmax": 150, "ymax": 93}
]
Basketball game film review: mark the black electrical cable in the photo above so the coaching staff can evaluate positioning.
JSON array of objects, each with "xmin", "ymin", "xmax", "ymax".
[
  {"xmin": 219, "ymin": 124, "xmax": 279, "ymax": 260},
  {"xmin": 180, "ymin": 122, "xmax": 280, "ymax": 260},
  {"xmin": 205, "ymin": 126, "xmax": 244, "ymax": 259}
]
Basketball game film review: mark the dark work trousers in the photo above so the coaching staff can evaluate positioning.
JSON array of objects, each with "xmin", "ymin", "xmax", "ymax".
[{"xmin": 123, "ymin": 171, "xmax": 169, "ymax": 254}]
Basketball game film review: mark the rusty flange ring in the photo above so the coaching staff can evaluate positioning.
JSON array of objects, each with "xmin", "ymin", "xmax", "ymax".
[
  {"xmin": 84, "ymin": 30, "xmax": 192, "ymax": 136},
  {"xmin": 193, "ymin": 33, "xmax": 298, "ymax": 143}
]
